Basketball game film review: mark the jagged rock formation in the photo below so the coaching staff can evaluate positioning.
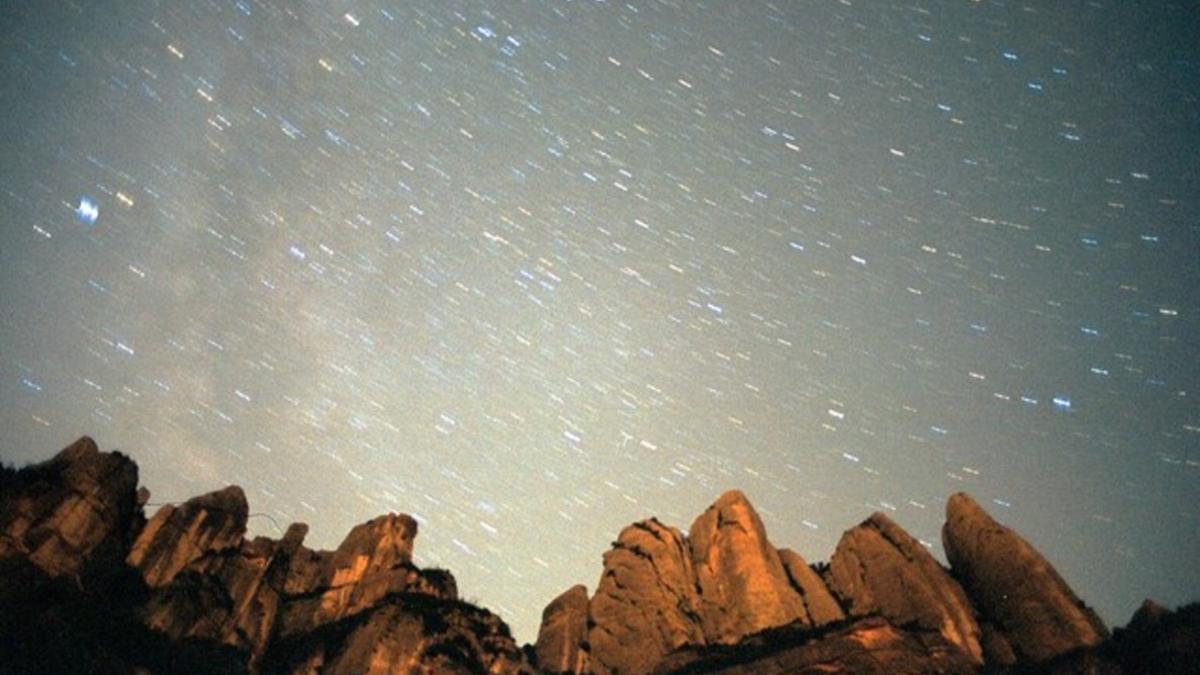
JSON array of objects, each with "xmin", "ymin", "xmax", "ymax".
[
  {"xmin": 128, "ymin": 485, "xmax": 250, "ymax": 587},
  {"xmin": 549, "ymin": 490, "xmax": 848, "ymax": 675},
  {"xmin": 533, "ymin": 487, "xmax": 1199, "ymax": 674},
  {"xmin": 0, "ymin": 436, "xmax": 140, "ymax": 582},
  {"xmin": 0, "ymin": 437, "xmax": 530, "ymax": 674},
  {"xmin": 2, "ymin": 437, "xmax": 1198, "ymax": 674},
  {"xmin": 942, "ymin": 491, "xmax": 1109, "ymax": 662},
  {"xmin": 826, "ymin": 512, "xmax": 983, "ymax": 663},
  {"xmin": 535, "ymin": 585, "xmax": 590, "ymax": 674}
]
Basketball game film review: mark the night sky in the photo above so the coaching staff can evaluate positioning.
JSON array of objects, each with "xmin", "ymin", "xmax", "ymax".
[{"xmin": 2, "ymin": 1, "xmax": 1197, "ymax": 643}]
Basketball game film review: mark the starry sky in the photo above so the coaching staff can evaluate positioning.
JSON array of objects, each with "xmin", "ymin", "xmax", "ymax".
[{"xmin": 2, "ymin": 0, "xmax": 1198, "ymax": 644}]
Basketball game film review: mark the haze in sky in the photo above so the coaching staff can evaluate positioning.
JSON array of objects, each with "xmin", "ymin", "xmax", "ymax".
[{"xmin": 1, "ymin": 1, "xmax": 1197, "ymax": 643}]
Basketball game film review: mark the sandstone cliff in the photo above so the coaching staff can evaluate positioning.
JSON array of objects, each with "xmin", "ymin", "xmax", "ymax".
[
  {"xmin": 826, "ymin": 512, "xmax": 983, "ymax": 663},
  {"xmin": 533, "ymin": 489, "xmax": 1196, "ymax": 675},
  {"xmin": 545, "ymin": 490, "xmax": 855, "ymax": 674}
]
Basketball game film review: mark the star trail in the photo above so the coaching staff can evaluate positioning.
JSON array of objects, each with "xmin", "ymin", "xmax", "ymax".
[{"xmin": 1, "ymin": 1, "xmax": 1197, "ymax": 642}]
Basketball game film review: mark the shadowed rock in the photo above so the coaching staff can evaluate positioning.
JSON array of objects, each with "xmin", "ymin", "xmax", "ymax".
[
  {"xmin": 264, "ymin": 595, "xmax": 534, "ymax": 675},
  {"xmin": 534, "ymin": 584, "xmax": 589, "ymax": 674},
  {"xmin": 1, "ymin": 438, "xmax": 530, "ymax": 673},
  {"xmin": 828, "ymin": 512, "xmax": 983, "ymax": 664},
  {"xmin": 777, "ymin": 548, "xmax": 845, "ymax": 627},
  {"xmin": 943, "ymin": 492, "xmax": 1108, "ymax": 662},
  {"xmin": 653, "ymin": 616, "xmax": 978, "ymax": 675},
  {"xmin": 0, "ymin": 436, "xmax": 140, "ymax": 582},
  {"xmin": 588, "ymin": 518, "xmax": 705, "ymax": 675}
]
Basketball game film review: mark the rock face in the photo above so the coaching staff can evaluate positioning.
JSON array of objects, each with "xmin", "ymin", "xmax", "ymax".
[
  {"xmin": 827, "ymin": 512, "xmax": 983, "ymax": 663},
  {"xmin": 129, "ymin": 487, "xmax": 308, "ymax": 660},
  {"xmin": 547, "ymin": 490, "xmax": 845, "ymax": 674},
  {"xmin": 0, "ymin": 437, "xmax": 529, "ymax": 674},
  {"xmin": 587, "ymin": 518, "xmax": 706, "ymax": 674},
  {"xmin": 278, "ymin": 512, "xmax": 431, "ymax": 637},
  {"xmin": 265, "ymin": 594, "xmax": 532, "ymax": 675},
  {"xmin": 943, "ymin": 491, "xmax": 1108, "ymax": 662},
  {"xmin": 777, "ymin": 548, "xmax": 845, "ymax": 628},
  {"xmin": 688, "ymin": 490, "xmax": 808, "ymax": 643},
  {"xmin": 127, "ymin": 485, "xmax": 250, "ymax": 587},
  {"xmin": 0, "ymin": 436, "xmax": 140, "ymax": 581},
  {"xmin": 535, "ymin": 585, "xmax": 590, "ymax": 674}
]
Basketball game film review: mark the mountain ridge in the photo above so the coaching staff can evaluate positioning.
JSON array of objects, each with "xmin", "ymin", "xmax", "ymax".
[{"xmin": 2, "ymin": 436, "xmax": 1196, "ymax": 674}]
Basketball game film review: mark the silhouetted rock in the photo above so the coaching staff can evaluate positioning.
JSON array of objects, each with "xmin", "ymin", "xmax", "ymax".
[
  {"xmin": 535, "ymin": 584, "xmax": 589, "ymax": 674},
  {"xmin": 777, "ymin": 548, "xmax": 845, "ymax": 627},
  {"xmin": 688, "ymin": 490, "xmax": 809, "ymax": 643},
  {"xmin": 943, "ymin": 492, "xmax": 1108, "ymax": 662},
  {"xmin": 588, "ymin": 518, "xmax": 706, "ymax": 675},
  {"xmin": 1108, "ymin": 600, "xmax": 1200, "ymax": 674},
  {"xmin": 1016, "ymin": 601, "xmax": 1200, "ymax": 675},
  {"xmin": 827, "ymin": 512, "xmax": 983, "ymax": 663}
]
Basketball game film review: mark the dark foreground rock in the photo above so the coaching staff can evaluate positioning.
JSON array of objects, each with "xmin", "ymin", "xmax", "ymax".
[{"xmin": 652, "ymin": 616, "xmax": 979, "ymax": 675}]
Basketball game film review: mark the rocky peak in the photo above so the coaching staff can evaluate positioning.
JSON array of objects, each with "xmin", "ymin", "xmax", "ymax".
[
  {"xmin": 546, "ymin": 491, "xmax": 850, "ymax": 674},
  {"xmin": 942, "ymin": 491, "xmax": 1108, "ymax": 662},
  {"xmin": 279, "ymin": 511, "xmax": 429, "ymax": 637},
  {"xmin": 330, "ymin": 512, "xmax": 417, "ymax": 576},
  {"xmin": 0, "ymin": 438, "xmax": 530, "ymax": 674},
  {"xmin": 5, "ymin": 437, "xmax": 1198, "ymax": 674},
  {"xmin": 828, "ymin": 511, "xmax": 983, "ymax": 664},
  {"xmin": 534, "ymin": 584, "xmax": 590, "ymax": 674},
  {"xmin": 126, "ymin": 485, "xmax": 249, "ymax": 587},
  {"xmin": 587, "ymin": 517, "xmax": 705, "ymax": 675},
  {"xmin": 687, "ymin": 489, "xmax": 808, "ymax": 642}
]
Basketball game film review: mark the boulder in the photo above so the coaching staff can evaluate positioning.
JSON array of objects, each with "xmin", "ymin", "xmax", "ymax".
[
  {"xmin": 828, "ymin": 512, "xmax": 983, "ymax": 663},
  {"xmin": 942, "ymin": 492, "xmax": 1107, "ymax": 662},
  {"xmin": 534, "ymin": 584, "xmax": 589, "ymax": 674}
]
